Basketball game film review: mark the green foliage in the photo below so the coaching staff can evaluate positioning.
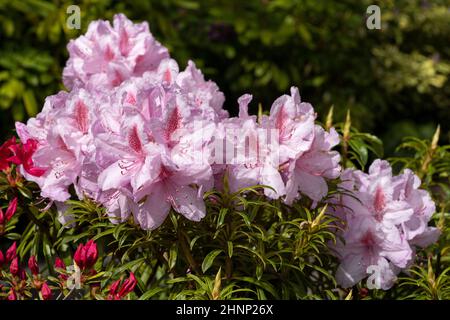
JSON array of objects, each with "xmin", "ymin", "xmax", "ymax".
[
  {"xmin": 398, "ymin": 262, "xmax": 450, "ymax": 300},
  {"xmin": 333, "ymin": 109, "xmax": 384, "ymax": 170}
]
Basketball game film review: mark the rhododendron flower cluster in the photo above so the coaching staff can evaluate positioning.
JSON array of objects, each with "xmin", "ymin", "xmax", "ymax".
[
  {"xmin": 216, "ymin": 88, "xmax": 340, "ymax": 203},
  {"xmin": 329, "ymin": 160, "xmax": 440, "ymax": 289},
  {"xmin": 14, "ymin": 14, "xmax": 340, "ymax": 231},
  {"xmin": 62, "ymin": 14, "xmax": 170, "ymax": 91},
  {"xmin": 9, "ymin": 13, "xmax": 439, "ymax": 292}
]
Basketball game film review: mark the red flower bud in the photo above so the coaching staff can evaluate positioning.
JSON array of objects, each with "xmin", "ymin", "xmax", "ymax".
[
  {"xmin": 7, "ymin": 289, "xmax": 17, "ymax": 300},
  {"xmin": 0, "ymin": 250, "xmax": 4, "ymax": 268},
  {"xmin": 28, "ymin": 255, "xmax": 39, "ymax": 275},
  {"xmin": 108, "ymin": 272, "xmax": 137, "ymax": 300},
  {"xmin": 54, "ymin": 257, "xmax": 66, "ymax": 269},
  {"xmin": 108, "ymin": 279, "xmax": 122, "ymax": 300},
  {"xmin": 74, "ymin": 239, "xmax": 98, "ymax": 270},
  {"xmin": 84, "ymin": 240, "xmax": 98, "ymax": 269},
  {"xmin": 0, "ymin": 137, "xmax": 16, "ymax": 171},
  {"xmin": 19, "ymin": 268, "xmax": 27, "ymax": 281},
  {"xmin": 40, "ymin": 282, "xmax": 52, "ymax": 300},
  {"xmin": 54, "ymin": 258, "xmax": 68, "ymax": 281},
  {"xmin": 10, "ymin": 257, "xmax": 20, "ymax": 277},
  {"xmin": 118, "ymin": 272, "xmax": 137, "ymax": 298},
  {"xmin": 359, "ymin": 287, "xmax": 369, "ymax": 298},
  {"xmin": 73, "ymin": 243, "xmax": 85, "ymax": 269},
  {"xmin": 6, "ymin": 242, "xmax": 17, "ymax": 263},
  {"xmin": 5, "ymin": 197, "xmax": 18, "ymax": 221}
]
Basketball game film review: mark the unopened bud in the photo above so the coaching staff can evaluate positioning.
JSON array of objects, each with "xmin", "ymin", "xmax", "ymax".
[
  {"xmin": 41, "ymin": 282, "xmax": 52, "ymax": 300},
  {"xmin": 28, "ymin": 255, "xmax": 39, "ymax": 275},
  {"xmin": 10, "ymin": 257, "xmax": 20, "ymax": 277},
  {"xmin": 6, "ymin": 242, "xmax": 17, "ymax": 263}
]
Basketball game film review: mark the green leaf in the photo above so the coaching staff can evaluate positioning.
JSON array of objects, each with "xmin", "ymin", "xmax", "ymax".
[
  {"xmin": 22, "ymin": 89, "xmax": 38, "ymax": 116},
  {"xmin": 139, "ymin": 287, "xmax": 165, "ymax": 300},
  {"xmin": 17, "ymin": 186, "xmax": 32, "ymax": 199},
  {"xmin": 112, "ymin": 257, "xmax": 145, "ymax": 275},
  {"xmin": 353, "ymin": 133, "xmax": 384, "ymax": 157},
  {"xmin": 234, "ymin": 276, "xmax": 279, "ymax": 299},
  {"xmin": 227, "ymin": 241, "xmax": 233, "ymax": 258},
  {"xmin": 169, "ymin": 244, "xmax": 178, "ymax": 270},
  {"xmin": 217, "ymin": 207, "xmax": 228, "ymax": 228},
  {"xmin": 348, "ymin": 138, "xmax": 368, "ymax": 168},
  {"xmin": 92, "ymin": 228, "xmax": 115, "ymax": 241},
  {"xmin": 202, "ymin": 249, "xmax": 223, "ymax": 273},
  {"xmin": 256, "ymin": 264, "xmax": 263, "ymax": 280},
  {"xmin": 5, "ymin": 232, "xmax": 21, "ymax": 240}
]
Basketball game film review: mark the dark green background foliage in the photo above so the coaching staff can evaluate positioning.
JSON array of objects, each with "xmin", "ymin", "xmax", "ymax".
[{"xmin": 0, "ymin": 0, "xmax": 449, "ymax": 153}]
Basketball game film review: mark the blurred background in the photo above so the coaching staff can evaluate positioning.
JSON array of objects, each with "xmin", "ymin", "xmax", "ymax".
[{"xmin": 0, "ymin": 0, "xmax": 448, "ymax": 155}]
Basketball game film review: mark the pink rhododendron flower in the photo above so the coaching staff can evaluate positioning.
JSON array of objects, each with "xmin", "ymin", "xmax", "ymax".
[
  {"xmin": 284, "ymin": 125, "xmax": 341, "ymax": 205},
  {"xmin": 131, "ymin": 150, "xmax": 211, "ymax": 230},
  {"xmin": 261, "ymin": 86, "xmax": 340, "ymax": 204},
  {"xmin": 176, "ymin": 60, "xmax": 228, "ymax": 121},
  {"xmin": 261, "ymin": 87, "xmax": 315, "ymax": 163},
  {"xmin": 394, "ymin": 169, "xmax": 440, "ymax": 247},
  {"xmin": 96, "ymin": 113, "xmax": 156, "ymax": 193},
  {"xmin": 330, "ymin": 160, "xmax": 440, "ymax": 290},
  {"xmin": 334, "ymin": 214, "xmax": 412, "ymax": 289},
  {"xmin": 15, "ymin": 88, "xmax": 96, "ymax": 201},
  {"xmin": 214, "ymin": 87, "xmax": 340, "ymax": 203},
  {"xmin": 63, "ymin": 13, "xmax": 169, "ymax": 91},
  {"xmin": 218, "ymin": 94, "xmax": 286, "ymax": 199}
]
